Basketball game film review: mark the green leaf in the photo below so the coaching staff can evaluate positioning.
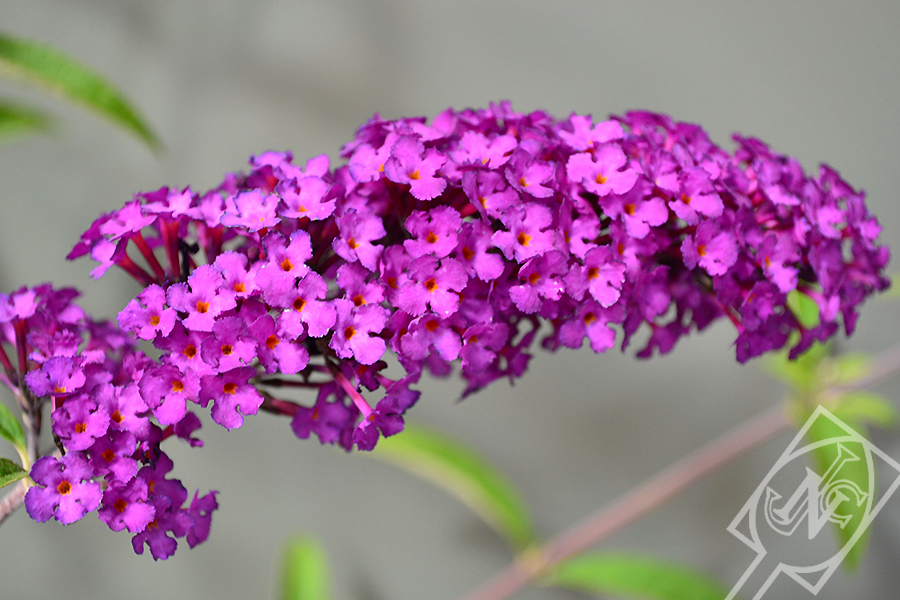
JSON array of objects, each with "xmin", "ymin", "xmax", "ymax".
[
  {"xmin": 0, "ymin": 33, "xmax": 161, "ymax": 151},
  {"xmin": 787, "ymin": 290, "xmax": 820, "ymax": 329},
  {"xmin": 766, "ymin": 341, "xmax": 829, "ymax": 393},
  {"xmin": 280, "ymin": 536, "xmax": 331, "ymax": 600},
  {"xmin": 829, "ymin": 354, "xmax": 873, "ymax": 387},
  {"xmin": 805, "ymin": 410, "xmax": 871, "ymax": 570},
  {"xmin": 0, "ymin": 100, "xmax": 52, "ymax": 140},
  {"xmin": 0, "ymin": 401, "xmax": 26, "ymax": 454},
  {"xmin": 0, "ymin": 457, "xmax": 27, "ymax": 489},
  {"xmin": 833, "ymin": 392, "xmax": 897, "ymax": 428},
  {"xmin": 372, "ymin": 424, "xmax": 537, "ymax": 550},
  {"xmin": 547, "ymin": 552, "xmax": 731, "ymax": 600}
]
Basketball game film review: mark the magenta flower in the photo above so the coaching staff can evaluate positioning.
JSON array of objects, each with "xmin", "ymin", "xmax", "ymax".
[
  {"xmin": 566, "ymin": 145, "xmax": 637, "ymax": 196},
  {"xmin": 117, "ymin": 285, "xmax": 176, "ymax": 340},
  {"xmin": 491, "ymin": 204, "xmax": 557, "ymax": 263},
  {"xmin": 198, "ymin": 366, "xmax": 263, "ymax": 430},
  {"xmin": 333, "ymin": 209, "xmax": 387, "ymax": 271},
  {"xmin": 505, "ymin": 149, "xmax": 555, "ymax": 198},
  {"xmin": 682, "ymin": 221, "xmax": 739, "ymax": 276},
  {"xmin": 668, "ymin": 168, "xmax": 723, "ymax": 224},
  {"xmin": 509, "ymin": 251, "xmax": 568, "ymax": 314},
  {"xmin": 384, "ymin": 135, "xmax": 448, "ymax": 200},
  {"xmin": 565, "ymin": 247, "xmax": 627, "ymax": 307},
  {"xmin": 329, "ymin": 300, "xmax": 389, "ymax": 365},
  {"xmin": 396, "ymin": 256, "xmax": 467, "ymax": 318},
  {"xmin": 220, "ymin": 189, "xmax": 280, "ymax": 232},
  {"xmin": 25, "ymin": 454, "xmax": 102, "ymax": 525},
  {"xmin": 99, "ymin": 478, "xmax": 156, "ymax": 533},
  {"xmin": 404, "ymin": 207, "xmax": 462, "ymax": 258},
  {"xmin": 167, "ymin": 266, "xmax": 236, "ymax": 332}
]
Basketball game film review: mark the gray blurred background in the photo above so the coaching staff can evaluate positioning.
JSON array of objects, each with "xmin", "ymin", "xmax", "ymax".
[{"xmin": 1, "ymin": 1, "xmax": 899, "ymax": 598}]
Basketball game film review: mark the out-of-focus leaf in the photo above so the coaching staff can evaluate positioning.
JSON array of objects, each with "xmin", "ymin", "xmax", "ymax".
[
  {"xmin": 805, "ymin": 411, "xmax": 870, "ymax": 570},
  {"xmin": 0, "ymin": 457, "xmax": 27, "ymax": 489},
  {"xmin": 766, "ymin": 341, "xmax": 829, "ymax": 393},
  {"xmin": 281, "ymin": 536, "xmax": 331, "ymax": 600},
  {"xmin": 0, "ymin": 33, "xmax": 161, "ymax": 151},
  {"xmin": 0, "ymin": 401, "xmax": 26, "ymax": 455},
  {"xmin": 829, "ymin": 354, "xmax": 873, "ymax": 387},
  {"xmin": 833, "ymin": 392, "xmax": 897, "ymax": 429},
  {"xmin": 787, "ymin": 290, "xmax": 820, "ymax": 329},
  {"xmin": 547, "ymin": 552, "xmax": 731, "ymax": 600},
  {"xmin": 0, "ymin": 100, "xmax": 52, "ymax": 140},
  {"xmin": 372, "ymin": 425, "xmax": 537, "ymax": 550}
]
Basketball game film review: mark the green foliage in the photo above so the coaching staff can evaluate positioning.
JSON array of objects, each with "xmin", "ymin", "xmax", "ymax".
[
  {"xmin": 547, "ymin": 552, "xmax": 731, "ymax": 600},
  {"xmin": 0, "ymin": 100, "xmax": 52, "ymax": 141},
  {"xmin": 804, "ymin": 409, "xmax": 872, "ymax": 571},
  {"xmin": 786, "ymin": 290, "xmax": 820, "ymax": 329},
  {"xmin": 0, "ymin": 32, "xmax": 160, "ymax": 150},
  {"xmin": 280, "ymin": 537, "xmax": 332, "ymax": 600},
  {"xmin": 832, "ymin": 392, "xmax": 897, "ymax": 428},
  {"xmin": 0, "ymin": 401, "xmax": 26, "ymax": 455},
  {"xmin": 0, "ymin": 456, "xmax": 27, "ymax": 489},
  {"xmin": 373, "ymin": 424, "xmax": 537, "ymax": 551}
]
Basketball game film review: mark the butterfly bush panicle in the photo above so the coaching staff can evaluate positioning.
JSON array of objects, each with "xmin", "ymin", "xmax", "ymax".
[{"xmin": 5, "ymin": 103, "xmax": 888, "ymax": 558}]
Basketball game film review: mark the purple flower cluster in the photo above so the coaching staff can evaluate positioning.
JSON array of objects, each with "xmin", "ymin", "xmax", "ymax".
[
  {"xmin": 0, "ymin": 286, "xmax": 216, "ymax": 559},
  {"xmin": 6, "ymin": 103, "xmax": 888, "ymax": 557}
]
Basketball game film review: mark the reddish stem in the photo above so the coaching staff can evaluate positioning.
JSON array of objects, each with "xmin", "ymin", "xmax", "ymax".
[
  {"xmin": 132, "ymin": 233, "xmax": 168, "ymax": 283},
  {"xmin": 260, "ymin": 395, "xmax": 301, "ymax": 417},
  {"xmin": 116, "ymin": 254, "xmax": 157, "ymax": 286}
]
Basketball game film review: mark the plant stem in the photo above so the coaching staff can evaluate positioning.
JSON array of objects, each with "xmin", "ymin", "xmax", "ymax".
[
  {"xmin": 460, "ymin": 403, "xmax": 791, "ymax": 600},
  {"xmin": 0, "ymin": 481, "xmax": 27, "ymax": 527}
]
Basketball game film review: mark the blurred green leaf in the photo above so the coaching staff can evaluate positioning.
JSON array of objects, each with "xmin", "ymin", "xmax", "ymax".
[
  {"xmin": 0, "ymin": 401, "xmax": 26, "ymax": 455},
  {"xmin": 833, "ymin": 392, "xmax": 897, "ymax": 429},
  {"xmin": 372, "ymin": 424, "xmax": 537, "ymax": 550},
  {"xmin": 787, "ymin": 290, "xmax": 820, "ymax": 329},
  {"xmin": 0, "ymin": 100, "xmax": 52, "ymax": 140},
  {"xmin": 547, "ymin": 552, "xmax": 731, "ymax": 600},
  {"xmin": 766, "ymin": 341, "xmax": 829, "ymax": 393},
  {"xmin": 829, "ymin": 354, "xmax": 873, "ymax": 387},
  {"xmin": 0, "ymin": 33, "xmax": 161, "ymax": 151},
  {"xmin": 0, "ymin": 457, "xmax": 27, "ymax": 489},
  {"xmin": 805, "ymin": 411, "xmax": 870, "ymax": 570},
  {"xmin": 281, "ymin": 536, "xmax": 331, "ymax": 600}
]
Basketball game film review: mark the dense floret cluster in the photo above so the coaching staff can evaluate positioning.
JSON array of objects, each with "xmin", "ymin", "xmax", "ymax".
[{"xmin": 2, "ymin": 103, "xmax": 888, "ymax": 557}]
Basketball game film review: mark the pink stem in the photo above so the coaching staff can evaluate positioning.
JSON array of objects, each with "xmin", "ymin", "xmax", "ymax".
[{"xmin": 132, "ymin": 233, "xmax": 168, "ymax": 283}]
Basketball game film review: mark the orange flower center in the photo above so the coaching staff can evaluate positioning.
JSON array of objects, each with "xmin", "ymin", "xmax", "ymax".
[
  {"xmin": 183, "ymin": 344, "xmax": 197, "ymax": 359},
  {"xmin": 293, "ymin": 297, "xmax": 306, "ymax": 312},
  {"xmin": 114, "ymin": 499, "xmax": 128, "ymax": 513},
  {"xmin": 233, "ymin": 281, "xmax": 246, "ymax": 293},
  {"xmin": 102, "ymin": 449, "xmax": 116, "ymax": 463},
  {"xmin": 517, "ymin": 232, "xmax": 532, "ymax": 247},
  {"xmin": 75, "ymin": 423, "xmax": 87, "ymax": 434},
  {"xmin": 150, "ymin": 315, "xmax": 160, "ymax": 326},
  {"xmin": 587, "ymin": 267, "xmax": 600, "ymax": 280},
  {"xmin": 425, "ymin": 278, "xmax": 438, "ymax": 292},
  {"xmin": 280, "ymin": 258, "xmax": 294, "ymax": 272},
  {"xmin": 462, "ymin": 246, "xmax": 475, "ymax": 261},
  {"xmin": 583, "ymin": 312, "xmax": 597, "ymax": 325},
  {"xmin": 223, "ymin": 382, "xmax": 237, "ymax": 395},
  {"xmin": 266, "ymin": 335, "xmax": 280, "ymax": 350},
  {"xmin": 57, "ymin": 481, "xmax": 72, "ymax": 495},
  {"xmin": 111, "ymin": 410, "xmax": 124, "ymax": 424},
  {"xmin": 425, "ymin": 320, "xmax": 439, "ymax": 332},
  {"xmin": 221, "ymin": 344, "xmax": 234, "ymax": 356},
  {"xmin": 196, "ymin": 301, "xmax": 210, "ymax": 314},
  {"xmin": 172, "ymin": 380, "xmax": 184, "ymax": 393},
  {"xmin": 353, "ymin": 294, "xmax": 366, "ymax": 307},
  {"xmin": 344, "ymin": 326, "xmax": 357, "ymax": 340},
  {"xmin": 624, "ymin": 203, "xmax": 636, "ymax": 216},
  {"xmin": 425, "ymin": 231, "xmax": 438, "ymax": 244},
  {"xmin": 527, "ymin": 272, "xmax": 541, "ymax": 285},
  {"xmin": 697, "ymin": 244, "xmax": 707, "ymax": 257},
  {"xmin": 595, "ymin": 173, "xmax": 608, "ymax": 185}
]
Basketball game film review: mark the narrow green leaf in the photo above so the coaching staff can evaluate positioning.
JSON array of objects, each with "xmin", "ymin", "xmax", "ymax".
[
  {"xmin": 547, "ymin": 552, "xmax": 731, "ymax": 600},
  {"xmin": 0, "ymin": 457, "xmax": 27, "ymax": 489},
  {"xmin": 0, "ymin": 100, "xmax": 53, "ymax": 140},
  {"xmin": 281, "ymin": 536, "xmax": 331, "ymax": 600},
  {"xmin": 0, "ymin": 401, "xmax": 26, "ymax": 454},
  {"xmin": 372, "ymin": 425, "xmax": 537, "ymax": 550},
  {"xmin": 805, "ymin": 412, "xmax": 871, "ymax": 570},
  {"xmin": 0, "ymin": 33, "xmax": 161, "ymax": 151},
  {"xmin": 787, "ymin": 290, "xmax": 820, "ymax": 329},
  {"xmin": 833, "ymin": 392, "xmax": 897, "ymax": 429}
]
